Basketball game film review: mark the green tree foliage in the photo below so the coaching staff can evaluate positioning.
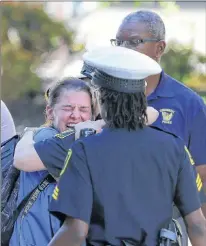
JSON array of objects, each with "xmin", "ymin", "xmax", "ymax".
[
  {"xmin": 161, "ymin": 40, "xmax": 206, "ymax": 90},
  {"xmin": 2, "ymin": 3, "xmax": 74, "ymax": 101}
]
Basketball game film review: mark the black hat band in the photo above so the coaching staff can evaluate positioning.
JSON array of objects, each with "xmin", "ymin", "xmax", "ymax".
[
  {"xmin": 92, "ymin": 69, "xmax": 145, "ymax": 93},
  {"xmin": 81, "ymin": 62, "xmax": 95, "ymax": 79}
]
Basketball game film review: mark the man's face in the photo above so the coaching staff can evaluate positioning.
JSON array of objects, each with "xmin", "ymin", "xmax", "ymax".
[{"xmin": 116, "ymin": 21, "xmax": 165, "ymax": 61}]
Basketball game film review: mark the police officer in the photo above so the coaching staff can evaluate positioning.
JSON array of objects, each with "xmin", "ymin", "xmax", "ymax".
[
  {"xmin": 48, "ymin": 46, "xmax": 206, "ymax": 246},
  {"xmin": 113, "ymin": 9, "xmax": 206, "ymax": 195},
  {"xmin": 113, "ymin": 10, "xmax": 206, "ymax": 245}
]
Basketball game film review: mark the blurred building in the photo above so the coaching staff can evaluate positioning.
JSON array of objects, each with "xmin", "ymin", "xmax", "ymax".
[
  {"xmin": 59, "ymin": 2, "xmax": 205, "ymax": 79},
  {"xmin": 43, "ymin": 2, "xmax": 99, "ymax": 21}
]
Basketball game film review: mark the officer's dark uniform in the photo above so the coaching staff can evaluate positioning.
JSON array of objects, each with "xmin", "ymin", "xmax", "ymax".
[
  {"xmin": 33, "ymin": 125, "xmax": 205, "ymax": 206},
  {"xmin": 49, "ymin": 126, "xmax": 201, "ymax": 245},
  {"xmin": 148, "ymin": 70, "xmax": 206, "ymax": 170},
  {"xmin": 148, "ymin": 70, "xmax": 206, "ymax": 246},
  {"xmin": 33, "ymin": 129, "xmax": 75, "ymax": 179}
]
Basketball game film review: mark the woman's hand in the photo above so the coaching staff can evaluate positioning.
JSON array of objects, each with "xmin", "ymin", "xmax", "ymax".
[{"xmin": 146, "ymin": 106, "xmax": 159, "ymax": 125}]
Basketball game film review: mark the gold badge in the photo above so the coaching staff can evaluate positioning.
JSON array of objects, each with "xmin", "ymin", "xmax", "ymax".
[{"xmin": 160, "ymin": 109, "xmax": 175, "ymax": 124}]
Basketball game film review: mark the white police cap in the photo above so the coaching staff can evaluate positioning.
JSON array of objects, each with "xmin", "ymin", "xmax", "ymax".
[
  {"xmin": 83, "ymin": 46, "xmax": 161, "ymax": 79},
  {"xmin": 83, "ymin": 46, "xmax": 162, "ymax": 93}
]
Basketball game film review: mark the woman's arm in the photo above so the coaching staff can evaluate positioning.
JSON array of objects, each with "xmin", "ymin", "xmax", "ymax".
[
  {"xmin": 48, "ymin": 218, "xmax": 88, "ymax": 246},
  {"xmin": 14, "ymin": 130, "xmax": 46, "ymax": 171},
  {"xmin": 14, "ymin": 128, "xmax": 75, "ymax": 177},
  {"xmin": 14, "ymin": 120, "xmax": 106, "ymax": 173}
]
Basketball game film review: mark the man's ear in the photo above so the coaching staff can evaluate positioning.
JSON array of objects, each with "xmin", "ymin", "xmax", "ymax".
[{"xmin": 156, "ymin": 40, "xmax": 166, "ymax": 59}]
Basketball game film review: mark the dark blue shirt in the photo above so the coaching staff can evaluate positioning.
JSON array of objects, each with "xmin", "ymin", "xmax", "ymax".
[
  {"xmin": 148, "ymin": 72, "xmax": 206, "ymax": 166},
  {"xmin": 34, "ymin": 129, "xmax": 75, "ymax": 179},
  {"xmin": 49, "ymin": 127, "xmax": 201, "ymax": 246}
]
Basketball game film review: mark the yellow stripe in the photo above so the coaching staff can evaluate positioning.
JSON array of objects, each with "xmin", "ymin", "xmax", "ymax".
[
  {"xmin": 196, "ymin": 180, "xmax": 201, "ymax": 188},
  {"xmin": 54, "ymin": 186, "xmax": 59, "ymax": 192},
  {"xmin": 198, "ymin": 180, "xmax": 202, "ymax": 188},
  {"xmin": 197, "ymin": 181, "xmax": 202, "ymax": 190},
  {"xmin": 52, "ymin": 194, "xmax": 58, "ymax": 200},
  {"xmin": 196, "ymin": 179, "xmax": 201, "ymax": 187},
  {"xmin": 196, "ymin": 174, "xmax": 203, "ymax": 191},
  {"xmin": 60, "ymin": 149, "xmax": 72, "ymax": 176},
  {"xmin": 184, "ymin": 146, "xmax": 202, "ymax": 191},
  {"xmin": 55, "ymin": 129, "xmax": 74, "ymax": 139},
  {"xmin": 184, "ymin": 146, "xmax": 195, "ymax": 165},
  {"xmin": 196, "ymin": 174, "xmax": 202, "ymax": 186},
  {"xmin": 197, "ymin": 177, "xmax": 202, "ymax": 186},
  {"xmin": 196, "ymin": 174, "xmax": 201, "ymax": 184},
  {"xmin": 52, "ymin": 186, "xmax": 59, "ymax": 200},
  {"xmin": 198, "ymin": 182, "xmax": 203, "ymax": 191},
  {"xmin": 53, "ymin": 189, "xmax": 59, "ymax": 197}
]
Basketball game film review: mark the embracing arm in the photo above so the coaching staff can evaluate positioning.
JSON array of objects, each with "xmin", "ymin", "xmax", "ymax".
[
  {"xmin": 48, "ymin": 218, "xmax": 88, "ymax": 246},
  {"xmin": 14, "ymin": 120, "xmax": 105, "ymax": 173},
  {"xmin": 174, "ymin": 144, "xmax": 206, "ymax": 245},
  {"xmin": 185, "ymin": 209, "xmax": 206, "ymax": 246},
  {"xmin": 14, "ymin": 130, "xmax": 46, "ymax": 171},
  {"xmin": 188, "ymin": 105, "xmax": 206, "ymax": 183},
  {"xmin": 48, "ymin": 141, "xmax": 93, "ymax": 246}
]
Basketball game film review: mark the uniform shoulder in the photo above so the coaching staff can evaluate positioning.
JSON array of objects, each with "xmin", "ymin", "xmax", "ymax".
[
  {"xmin": 52, "ymin": 128, "xmax": 75, "ymax": 149},
  {"xmin": 34, "ymin": 127, "xmax": 59, "ymax": 142},
  {"xmin": 147, "ymin": 126, "xmax": 185, "ymax": 165},
  {"xmin": 148, "ymin": 125, "xmax": 184, "ymax": 149},
  {"xmin": 149, "ymin": 125, "xmax": 178, "ymax": 138},
  {"xmin": 54, "ymin": 128, "xmax": 75, "ymax": 139}
]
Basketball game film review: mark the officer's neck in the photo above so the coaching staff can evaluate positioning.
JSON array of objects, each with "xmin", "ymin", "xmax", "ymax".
[{"xmin": 145, "ymin": 73, "xmax": 161, "ymax": 97}]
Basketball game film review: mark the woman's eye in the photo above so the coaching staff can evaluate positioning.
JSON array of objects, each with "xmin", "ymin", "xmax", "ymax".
[
  {"xmin": 79, "ymin": 109, "xmax": 88, "ymax": 114},
  {"xmin": 62, "ymin": 108, "xmax": 72, "ymax": 112}
]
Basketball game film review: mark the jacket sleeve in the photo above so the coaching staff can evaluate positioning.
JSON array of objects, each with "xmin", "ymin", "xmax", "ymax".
[{"xmin": 34, "ymin": 129, "xmax": 75, "ymax": 179}]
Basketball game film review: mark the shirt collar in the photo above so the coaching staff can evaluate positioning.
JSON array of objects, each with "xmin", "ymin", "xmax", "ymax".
[{"xmin": 147, "ymin": 71, "xmax": 175, "ymax": 100}]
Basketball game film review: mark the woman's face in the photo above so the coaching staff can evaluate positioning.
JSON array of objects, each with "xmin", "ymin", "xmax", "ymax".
[{"xmin": 46, "ymin": 90, "xmax": 92, "ymax": 132}]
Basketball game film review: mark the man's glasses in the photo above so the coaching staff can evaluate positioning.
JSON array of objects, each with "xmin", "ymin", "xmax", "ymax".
[{"xmin": 110, "ymin": 38, "xmax": 161, "ymax": 49}]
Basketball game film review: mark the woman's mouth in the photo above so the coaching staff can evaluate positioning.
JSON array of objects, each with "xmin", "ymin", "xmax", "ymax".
[{"xmin": 66, "ymin": 123, "xmax": 76, "ymax": 128}]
